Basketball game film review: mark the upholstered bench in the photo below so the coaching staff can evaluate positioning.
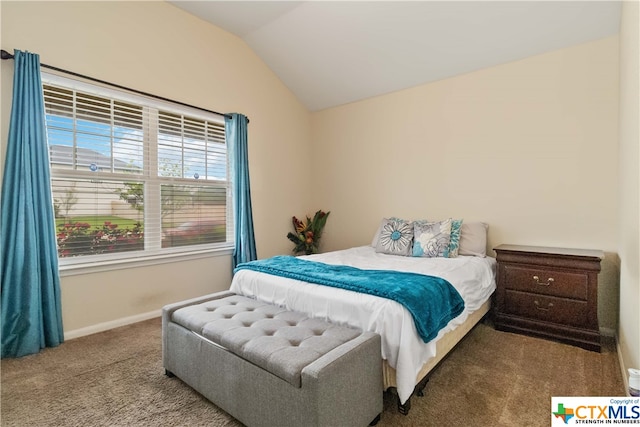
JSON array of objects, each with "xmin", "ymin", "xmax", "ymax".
[{"xmin": 162, "ymin": 291, "xmax": 383, "ymax": 427}]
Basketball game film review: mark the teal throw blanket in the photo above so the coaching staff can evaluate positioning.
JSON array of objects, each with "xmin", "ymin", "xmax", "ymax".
[{"xmin": 234, "ymin": 256, "xmax": 465, "ymax": 343}]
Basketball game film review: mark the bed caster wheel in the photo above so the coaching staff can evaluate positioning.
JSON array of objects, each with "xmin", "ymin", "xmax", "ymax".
[
  {"xmin": 397, "ymin": 397, "xmax": 411, "ymax": 415},
  {"xmin": 417, "ymin": 377, "xmax": 429, "ymax": 397}
]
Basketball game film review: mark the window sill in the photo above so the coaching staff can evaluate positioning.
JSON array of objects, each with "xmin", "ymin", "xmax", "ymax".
[{"xmin": 58, "ymin": 246, "xmax": 234, "ymax": 277}]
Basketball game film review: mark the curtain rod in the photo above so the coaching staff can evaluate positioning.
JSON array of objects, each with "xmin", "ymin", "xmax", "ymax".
[{"xmin": 1, "ymin": 49, "xmax": 243, "ymax": 122}]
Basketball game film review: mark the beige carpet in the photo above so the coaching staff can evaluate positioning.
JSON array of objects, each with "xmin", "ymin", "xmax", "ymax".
[{"xmin": 1, "ymin": 318, "xmax": 624, "ymax": 426}]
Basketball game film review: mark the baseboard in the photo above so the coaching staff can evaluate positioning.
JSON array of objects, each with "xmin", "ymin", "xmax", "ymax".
[
  {"xmin": 600, "ymin": 326, "xmax": 616, "ymax": 337},
  {"xmin": 616, "ymin": 337, "xmax": 631, "ymax": 396},
  {"xmin": 64, "ymin": 310, "xmax": 161, "ymax": 341}
]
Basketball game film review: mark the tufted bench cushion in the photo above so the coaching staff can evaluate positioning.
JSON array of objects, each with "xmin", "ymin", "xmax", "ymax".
[
  {"xmin": 163, "ymin": 291, "xmax": 383, "ymax": 427},
  {"xmin": 171, "ymin": 294, "xmax": 361, "ymax": 387}
]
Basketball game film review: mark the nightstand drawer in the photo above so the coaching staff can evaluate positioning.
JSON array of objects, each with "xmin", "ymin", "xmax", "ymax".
[
  {"xmin": 503, "ymin": 265, "xmax": 588, "ymax": 300},
  {"xmin": 504, "ymin": 290, "xmax": 588, "ymax": 328}
]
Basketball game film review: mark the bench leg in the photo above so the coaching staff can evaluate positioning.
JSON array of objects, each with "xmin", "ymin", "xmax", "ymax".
[{"xmin": 369, "ymin": 414, "xmax": 381, "ymax": 426}]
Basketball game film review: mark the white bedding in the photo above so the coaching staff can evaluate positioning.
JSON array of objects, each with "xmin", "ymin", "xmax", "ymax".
[{"xmin": 229, "ymin": 246, "xmax": 496, "ymax": 403}]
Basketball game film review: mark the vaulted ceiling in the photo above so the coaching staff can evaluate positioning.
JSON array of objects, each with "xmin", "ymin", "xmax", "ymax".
[{"xmin": 169, "ymin": 1, "xmax": 621, "ymax": 111}]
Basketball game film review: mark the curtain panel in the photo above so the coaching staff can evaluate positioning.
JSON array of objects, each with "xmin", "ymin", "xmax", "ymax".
[
  {"xmin": 1, "ymin": 50, "xmax": 64, "ymax": 358},
  {"xmin": 225, "ymin": 113, "xmax": 257, "ymax": 269}
]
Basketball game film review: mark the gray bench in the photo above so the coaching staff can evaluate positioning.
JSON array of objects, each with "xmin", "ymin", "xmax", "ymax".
[{"xmin": 162, "ymin": 291, "xmax": 383, "ymax": 427}]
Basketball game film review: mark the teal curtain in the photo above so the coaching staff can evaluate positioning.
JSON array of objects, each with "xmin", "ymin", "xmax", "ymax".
[
  {"xmin": 1, "ymin": 50, "xmax": 64, "ymax": 358},
  {"xmin": 225, "ymin": 113, "xmax": 256, "ymax": 268}
]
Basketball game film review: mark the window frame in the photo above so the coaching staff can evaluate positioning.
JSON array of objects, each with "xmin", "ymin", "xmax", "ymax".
[{"xmin": 42, "ymin": 72, "xmax": 234, "ymax": 276}]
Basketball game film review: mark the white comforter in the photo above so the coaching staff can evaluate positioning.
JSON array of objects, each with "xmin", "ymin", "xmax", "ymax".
[{"xmin": 230, "ymin": 246, "xmax": 496, "ymax": 403}]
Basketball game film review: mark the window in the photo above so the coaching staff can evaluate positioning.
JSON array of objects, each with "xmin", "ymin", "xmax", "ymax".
[{"xmin": 43, "ymin": 74, "xmax": 233, "ymax": 266}]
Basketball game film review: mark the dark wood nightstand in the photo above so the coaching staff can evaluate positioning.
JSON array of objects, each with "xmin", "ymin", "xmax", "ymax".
[{"xmin": 493, "ymin": 244, "xmax": 604, "ymax": 352}]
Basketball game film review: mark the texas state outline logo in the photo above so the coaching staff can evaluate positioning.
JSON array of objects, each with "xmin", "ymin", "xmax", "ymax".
[{"xmin": 553, "ymin": 402, "xmax": 575, "ymax": 424}]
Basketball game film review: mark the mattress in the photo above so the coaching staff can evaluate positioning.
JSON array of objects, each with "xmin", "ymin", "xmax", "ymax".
[{"xmin": 230, "ymin": 245, "xmax": 496, "ymax": 403}]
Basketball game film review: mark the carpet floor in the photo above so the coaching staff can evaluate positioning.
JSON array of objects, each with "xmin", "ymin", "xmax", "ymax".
[{"xmin": 1, "ymin": 317, "xmax": 624, "ymax": 426}]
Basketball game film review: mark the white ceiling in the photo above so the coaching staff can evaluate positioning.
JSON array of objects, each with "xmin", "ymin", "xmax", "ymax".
[{"xmin": 169, "ymin": 1, "xmax": 621, "ymax": 112}]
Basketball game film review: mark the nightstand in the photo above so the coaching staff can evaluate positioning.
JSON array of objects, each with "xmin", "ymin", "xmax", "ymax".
[{"xmin": 493, "ymin": 244, "xmax": 604, "ymax": 352}]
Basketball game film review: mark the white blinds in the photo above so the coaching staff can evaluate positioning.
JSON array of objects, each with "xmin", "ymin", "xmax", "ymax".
[
  {"xmin": 157, "ymin": 111, "xmax": 226, "ymax": 180},
  {"xmin": 44, "ymin": 85, "xmax": 145, "ymax": 175}
]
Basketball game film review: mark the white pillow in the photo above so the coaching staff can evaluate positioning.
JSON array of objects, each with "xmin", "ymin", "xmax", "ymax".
[
  {"xmin": 371, "ymin": 219, "xmax": 384, "ymax": 247},
  {"xmin": 458, "ymin": 222, "xmax": 489, "ymax": 257}
]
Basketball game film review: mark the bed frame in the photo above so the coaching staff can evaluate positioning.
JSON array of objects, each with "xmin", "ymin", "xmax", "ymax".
[{"xmin": 383, "ymin": 298, "xmax": 492, "ymax": 414}]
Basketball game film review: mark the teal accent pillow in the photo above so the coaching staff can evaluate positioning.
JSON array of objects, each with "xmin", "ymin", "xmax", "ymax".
[
  {"xmin": 444, "ymin": 219, "xmax": 463, "ymax": 258},
  {"xmin": 375, "ymin": 218, "xmax": 414, "ymax": 256},
  {"xmin": 412, "ymin": 219, "xmax": 452, "ymax": 258}
]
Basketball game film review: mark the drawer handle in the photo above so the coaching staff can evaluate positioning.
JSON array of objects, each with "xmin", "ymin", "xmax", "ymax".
[
  {"xmin": 533, "ymin": 275, "xmax": 554, "ymax": 286},
  {"xmin": 534, "ymin": 300, "xmax": 554, "ymax": 311}
]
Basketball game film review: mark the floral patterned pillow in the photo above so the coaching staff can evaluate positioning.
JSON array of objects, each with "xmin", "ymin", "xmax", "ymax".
[
  {"xmin": 375, "ymin": 218, "xmax": 414, "ymax": 256},
  {"xmin": 412, "ymin": 219, "xmax": 452, "ymax": 258}
]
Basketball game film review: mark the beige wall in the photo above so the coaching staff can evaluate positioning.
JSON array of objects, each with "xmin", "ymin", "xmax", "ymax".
[
  {"xmin": 0, "ymin": 1, "xmax": 313, "ymax": 333},
  {"xmin": 618, "ymin": 1, "xmax": 640, "ymax": 378},
  {"xmin": 311, "ymin": 36, "xmax": 620, "ymax": 332}
]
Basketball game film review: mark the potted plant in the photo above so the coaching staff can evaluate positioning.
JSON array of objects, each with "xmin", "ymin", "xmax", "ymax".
[{"xmin": 286, "ymin": 210, "xmax": 330, "ymax": 255}]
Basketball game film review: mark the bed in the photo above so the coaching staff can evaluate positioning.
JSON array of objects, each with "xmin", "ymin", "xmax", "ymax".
[{"xmin": 230, "ymin": 235, "xmax": 496, "ymax": 410}]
